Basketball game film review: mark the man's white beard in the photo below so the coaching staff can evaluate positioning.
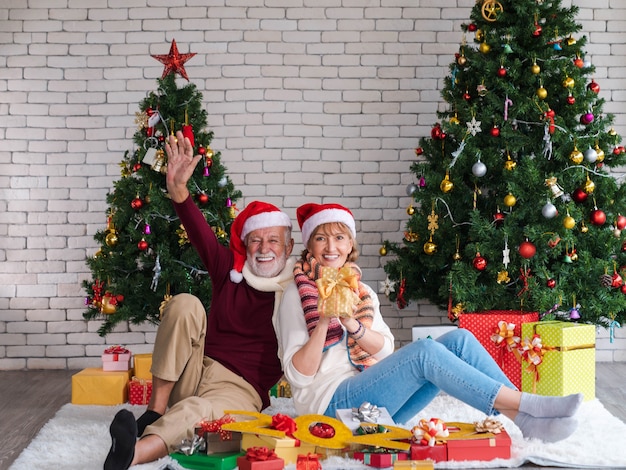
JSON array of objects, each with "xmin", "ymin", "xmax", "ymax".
[{"xmin": 247, "ymin": 251, "xmax": 287, "ymax": 279}]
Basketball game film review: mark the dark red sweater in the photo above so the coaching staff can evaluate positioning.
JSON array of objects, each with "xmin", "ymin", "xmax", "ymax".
[{"xmin": 173, "ymin": 196, "xmax": 282, "ymax": 408}]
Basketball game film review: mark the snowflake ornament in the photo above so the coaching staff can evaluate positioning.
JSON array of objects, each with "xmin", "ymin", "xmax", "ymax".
[
  {"xmin": 467, "ymin": 116, "xmax": 482, "ymax": 136},
  {"xmin": 379, "ymin": 276, "xmax": 395, "ymax": 296}
]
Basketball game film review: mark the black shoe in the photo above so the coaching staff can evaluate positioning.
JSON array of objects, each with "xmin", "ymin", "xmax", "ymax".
[
  {"xmin": 136, "ymin": 409, "xmax": 162, "ymax": 437},
  {"xmin": 104, "ymin": 409, "xmax": 136, "ymax": 470}
]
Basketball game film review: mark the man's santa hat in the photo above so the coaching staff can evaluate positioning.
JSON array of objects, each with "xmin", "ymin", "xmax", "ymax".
[
  {"xmin": 297, "ymin": 202, "xmax": 356, "ymax": 247},
  {"xmin": 229, "ymin": 201, "xmax": 292, "ymax": 283}
]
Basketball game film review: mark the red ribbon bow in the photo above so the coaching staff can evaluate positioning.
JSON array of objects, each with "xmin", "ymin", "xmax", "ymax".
[
  {"xmin": 271, "ymin": 413, "xmax": 297, "ymax": 437},
  {"xmin": 296, "ymin": 453, "xmax": 321, "ymax": 470},
  {"xmin": 245, "ymin": 446, "xmax": 277, "ymax": 462}
]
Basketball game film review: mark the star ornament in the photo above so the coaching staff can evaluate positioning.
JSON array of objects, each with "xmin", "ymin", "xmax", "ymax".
[{"xmin": 152, "ymin": 39, "xmax": 196, "ymax": 81}]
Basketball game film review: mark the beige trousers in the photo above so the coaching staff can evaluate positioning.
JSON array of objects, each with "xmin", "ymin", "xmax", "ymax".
[{"xmin": 143, "ymin": 293, "xmax": 263, "ymax": 452}]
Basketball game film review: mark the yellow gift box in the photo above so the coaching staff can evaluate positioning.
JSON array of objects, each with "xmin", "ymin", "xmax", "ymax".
[
  {"xmin": 316, "ymin": 266, "xmax": 360, "ymax": 318},
  {"xmin": 520, "ymin": 321, "xmax": 595, "ymax": 401},
  {"xmin": 241, "ymin": 434, "xmax": 316, "ymax": 466},
  {"xmin": 71, "ymin": 367, "xmax": 132, "ymax": 405},
  {"xmin": 133, "ymin": 353, "xmax": 153, "ymax": 380}
]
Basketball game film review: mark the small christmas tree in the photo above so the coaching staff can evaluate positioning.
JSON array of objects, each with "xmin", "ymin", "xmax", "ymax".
[
  {"xmin": 382, "ymin": 0, "xmax": 626, "ymax": 329},
  {"xmin": 83, "ymin": 40, "xmax": 241, "ymax": 336}
]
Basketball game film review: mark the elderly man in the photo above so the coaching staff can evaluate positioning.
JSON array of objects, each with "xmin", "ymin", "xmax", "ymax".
[{"xmin": 104, "ymin": 130, "xmax": 294, "ymax": 469}]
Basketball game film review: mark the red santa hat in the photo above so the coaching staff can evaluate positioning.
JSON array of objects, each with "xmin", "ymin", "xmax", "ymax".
[
  {"xmin": 297, "ymin": 203, "xmax": 356, "ymax": 247},
  {"xmin": 229, "ymin": 201, "xmax": 292, "ymax": 283}
]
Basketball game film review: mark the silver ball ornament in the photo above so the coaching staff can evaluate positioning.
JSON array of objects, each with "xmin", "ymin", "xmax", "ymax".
[
  {"xmin": 406, "ymin": 183, "xmax": 418, "ymax": 196},
  {"xmin": 542, "ymin": 202, "xmax": 558, "ymax": 219},
  {"xmin": 584, "ymin": 146, "xmax": 598, "ymax": 163},
  {"xmin": 472, "ymin": 161, "xmax": 487, "ymax": 177}
]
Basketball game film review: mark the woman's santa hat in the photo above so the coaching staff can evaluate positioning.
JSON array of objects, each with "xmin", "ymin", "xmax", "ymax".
[
  {"xmin": 229, "ymin": 201, "xmax": 292, "ymax": 283},
  {"xmin": 297, "ymin": 202, "xmax": 356, "ymax": 247}
]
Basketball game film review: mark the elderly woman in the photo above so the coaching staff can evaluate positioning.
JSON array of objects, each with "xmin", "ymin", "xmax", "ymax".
[{"xmin": 274, "ymin": 202, "xmax": 582, "ymax": 443}]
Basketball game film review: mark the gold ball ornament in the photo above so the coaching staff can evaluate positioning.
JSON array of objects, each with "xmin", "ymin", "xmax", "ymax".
[
  {"xmin": 562, "ymin": 76, "xmax": 575, "ymax": 88},
  {"xmin": 503, "ymin": 193, "xmax": 516, "ymax": 207},
  {"xmin": 379, "ymin": 246, "xmax": 387, "ymax": 256},
  {"xmin": 452, "ymin": 250, "xmax": 462, "ymax": 261},
  {"xmin": 569, "ymin": 147, "xmax": 583, "ymax": 164},
  {"xmin": 563, "ymin": 214, "xmax": 576, "ymax": 229},
  {"xmin": 423, "ymin": 240, "xmax": 437, "ymax": 255},
  {"xmin": 407, "ymin": 205, "xmax": 416, "ymax": 216},
  {"xmin": 105, "ymin": 231, "xmax": 119, "ymax": 247},
  {"xmin": 457, "ymin": 55, "xmax": 467, "ymax": 66},
  {"xmin": 440, "ymin": 174, "xmax": 454, "ymax": 193},
  {"xmin": 536, "ymin": 87, "xmax": 548, "ymax": 100},
  {"xmin": 583, "ymin": 175, "xmax": 595, "ymax": 194},
  {"xmin": 531, "ymin": 62, "xmax": 541, "ymax": 74},
  {"xmin": 475, "ymin": 29, "xmax": 485, "ymax": 42},
  {"xmin": 595, "ymin": 144, "xmax": 605, "ymax": 162},
  {"xmin": 479, "ymin": 42, "xmax": 491, "ymax": 54}
]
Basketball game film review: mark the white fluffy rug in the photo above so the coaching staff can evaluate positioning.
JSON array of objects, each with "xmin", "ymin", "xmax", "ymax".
[{"xmin": 10, "ymin": 395, "xmax": 626, "ymax": 470}]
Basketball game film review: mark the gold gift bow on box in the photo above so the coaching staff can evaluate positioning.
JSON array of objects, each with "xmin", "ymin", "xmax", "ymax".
[{"xmin": 315, "ymin": 266, "xmax": 360, "ymax": 318}]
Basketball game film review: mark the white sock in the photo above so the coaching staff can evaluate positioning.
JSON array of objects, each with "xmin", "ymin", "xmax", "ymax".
[
  {"xmin": 514, "ymin": 412, "xmax": 578, "ymax": 443},
  {"xmin": 519, "ymin": 392, "xmax": 583, "ymax": 418}
]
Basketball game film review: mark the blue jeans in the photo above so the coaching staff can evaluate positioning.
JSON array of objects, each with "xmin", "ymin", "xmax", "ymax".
[{"xmin": 324, "ymin": 329, "xmax": 516, "ymax": 424}]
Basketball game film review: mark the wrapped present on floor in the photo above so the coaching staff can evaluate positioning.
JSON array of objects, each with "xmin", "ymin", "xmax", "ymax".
[
  {"xmin": 236, "ymin": 447, "xmax": 284, "ymax": 470},
  {"xmin": 394, "ymin": 461, "xmax": 435, "ymax": 469},
  {"xmin": 458, "ymin": 311, "xmax": 539, "ymax": 388},
  {"xmin": 520, "ymin": 320, "xmax": 596, "ymax": 401},
  {"xmin": 71, "ymin": 367, "xmax": 132, "ymax": 405},
  {"xmin": 353, "ymin": 449, "xmax": 409, "ymax": 468},
  {"xmin": 412, "ymin": 324, "xmax": 458, "ymax": 341},
  {"xmin": 296, "ymin": 453, "xmax": 322, "ymax": 470},
  {"xmin": 410, "ymin": 418, "xmax": 511, "ymax": 463},
  {"xmin": 170, "ymin": 450, "xmax": 243, "ymax": 470},
  {"xmin": 101, "ymin": 345, "xmax": 131, "ymax": 371},
  {"xmin": 195, "ymin": 416, "xmax": 242, "ymax": 455},
  {"xmin": 128, "ymin": 376, "xmax": 152, "ymax": 405},
  {"xmin": 335, "ymin": 402, "xmax": 396, "ymax": 433},
  {"xmin": 132, "ymin": 352, "xmax": 152, "ymax": 380},
  {"xmin": 241, "ymin": 433, "xmax": 315, "ymax": 465}
]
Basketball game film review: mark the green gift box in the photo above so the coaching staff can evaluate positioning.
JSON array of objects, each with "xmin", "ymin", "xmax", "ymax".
[
  {"xmin": 520, "ymin": 321, "xmax": 595, "ymax": 401},
  {"xmin": 170, "ymin": 451, "xmax": 244, "ymax": 470}
]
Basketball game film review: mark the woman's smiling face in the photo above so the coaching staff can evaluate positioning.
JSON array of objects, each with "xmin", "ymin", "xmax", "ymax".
[{"xmin": 308, "ymin": 223, "xmax": 354, "ymax": 269}]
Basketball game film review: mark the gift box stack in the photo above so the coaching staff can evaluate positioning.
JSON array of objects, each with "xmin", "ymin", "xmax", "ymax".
[
  {"xmin": 458, "ymin": 310, "xmax": 539, "ymax": 388},
  {"xmin": 409, "ymin": 418, "xmax": 511, "ymax": 463},
  {"xmin": 71, "ymin": 346, "xmax": 134, "ymax": 405},
  {"xmin": 520, "ymin": 320, "xmax": 595, "ymax": 400}
]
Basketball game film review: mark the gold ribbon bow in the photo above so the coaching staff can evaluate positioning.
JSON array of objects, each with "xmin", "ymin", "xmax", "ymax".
[{"xmin": 315, "ymin": 266, "xmax": 360, "ymax": 318}]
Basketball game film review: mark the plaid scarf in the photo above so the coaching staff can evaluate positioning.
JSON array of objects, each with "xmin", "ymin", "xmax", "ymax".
[{"xmin": 293, "ymin": 252, "xmax": 377, "ymax": 370}]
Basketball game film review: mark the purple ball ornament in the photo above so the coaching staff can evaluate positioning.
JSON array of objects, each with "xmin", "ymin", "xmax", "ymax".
[{"xmin": 580, "ymin": 112, "xmax": 594, "ymax": 125}]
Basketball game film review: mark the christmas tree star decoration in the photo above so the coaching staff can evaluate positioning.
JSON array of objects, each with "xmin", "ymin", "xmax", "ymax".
[
  {"xmin": 152, "ymin": 39, "xmax": 196, "ymax": 81},
  {"xmin": 379, "ymin": 276, "xmax": 395, "ymax": 296},
  {"xmin": 466, "ymin": 116, "xmax": 482, "ymax": 136}
]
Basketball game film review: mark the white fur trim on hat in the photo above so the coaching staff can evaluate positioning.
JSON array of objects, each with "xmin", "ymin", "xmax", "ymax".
[
  {"xmin": 301, "ymin": 207, "xmax": 356, "ymax": 247},
  {"xmin": 241, "ymin": 211, "xmax": 292, "ymax": 240}
]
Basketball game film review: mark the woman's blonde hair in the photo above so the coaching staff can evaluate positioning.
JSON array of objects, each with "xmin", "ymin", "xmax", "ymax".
[{"xmin": 300, "ymin": 221, "xmax": 359, "ymax": 262}]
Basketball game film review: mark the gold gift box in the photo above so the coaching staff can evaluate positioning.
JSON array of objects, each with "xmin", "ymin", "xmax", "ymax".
[{"xmin": 71, "ymin": 367, "xmax": 132, "ymax": 405}]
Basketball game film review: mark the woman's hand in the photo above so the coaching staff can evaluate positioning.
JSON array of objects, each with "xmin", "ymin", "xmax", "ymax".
[{"xmin": 165, "ymin": 130, "xmax": 203, "ymax": 203}]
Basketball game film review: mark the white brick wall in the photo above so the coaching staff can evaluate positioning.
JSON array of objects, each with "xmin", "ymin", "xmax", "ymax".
[{"xmin": 1, "ymin": 0, "xmax": 625, "ymax": 368}]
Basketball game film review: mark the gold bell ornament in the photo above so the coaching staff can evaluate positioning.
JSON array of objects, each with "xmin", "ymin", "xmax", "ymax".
[
  {"xmin": 583, "ymin": 174, "xmax": 595, "ymax": 194},
  {"xmin": 423, "ymin": 236, "xmax": 437, "ymax": 255},
  {"xmin": 440, "ymin": 171, "xmax": 454, "ymax": 193}
]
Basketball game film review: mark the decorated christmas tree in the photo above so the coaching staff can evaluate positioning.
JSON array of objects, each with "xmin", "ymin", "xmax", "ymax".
[
  {"xmin": 83, "ymin": 40, "xmax": 241, "ymax": 336},
  {"xmin": 382, "ymin": 0, "xmax": 626, "ymax": 329}
]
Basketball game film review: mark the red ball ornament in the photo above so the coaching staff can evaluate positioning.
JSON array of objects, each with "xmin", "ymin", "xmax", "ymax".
[
  {"xmin": 197, "ymin": 192, "xmax": 209, "ymax": 205},
  {"xmin": 566, "ymin": 94, "xmax": 576, "ymax": 105},
  {"xmin": 573, "ymin": 57, "xmax": 584, "ymax": 68},
  {"xmin": 198, "ymin": 146, "xmax": 207, "ymax": 155},
  {"xmin": 546, "ymin": 278, "xmax": 556, "ymax": 289},
  {"xmin": 146, "ymin": 107, "xmax": 155, "ymax": 116},
  {"xmin": 587, "ymin": 79, "xmax": 600, "ymax": 94},
  {"xmin": 463, "ymin": 92, "xmax": 472, "ymax": 101},
  {"xmin": 137, "ymin": 239, "xmax": 149, "ymax": 251},
  {"xmin": 572, "ymin": 187, "xmax": 588, "ymax": 203},
  {"xmin": 473, "ymin": 253, "xmax": 487, "ymax": 271},
  {"xmin": 590, "ymin": 208, "xmax": 606, "ymax": 226},
  {"xmin": 415, "ymin": 147, "xmax": 424, "ymax": 156},
  {"xmin": 468, "ymin": 23, "xmax": 477, "ymax": 32},
  {"xmin": 532, "ymin": 24, "xmax": 543, "ymax": 37},
  {"xmin": 490, "ymin": 126, "xmax": 500, "ymax": 137},
  {"xmin": 621, "ymin": 284, "xmax": 626, "ymax": 294},
  {"xmin": 431, "ymin": 124, "xmax": 442, "ymax": 140},
  {"xmin": 616, "ymin": 215, "xmax": 626, "ymax": 230},
  {"xmin": 519, "ymin": 240, "xmax": 537, "ymax": 259},
  {"xmin": 493, "ymin": 210, "xmax": 505, "ymax": 225},
  {"xmin": 131, "ymin": 197, "xmax": 144, "ymax": 210},
  {"xmin": 497, "ymin": 66, "xmax": 507, "ymax": 78},
  {"xmin": 133, "ymin": 163, "xmax": 142, "ymax": 172}
]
